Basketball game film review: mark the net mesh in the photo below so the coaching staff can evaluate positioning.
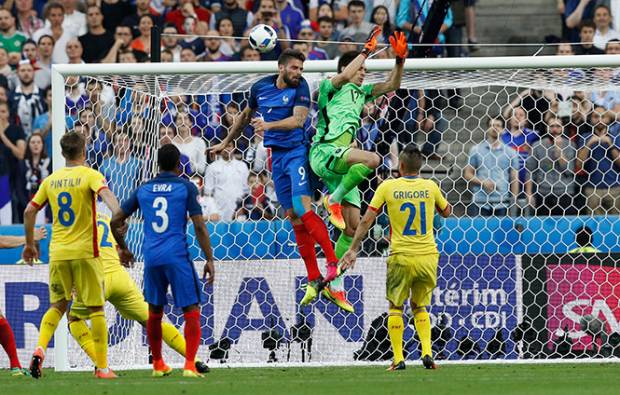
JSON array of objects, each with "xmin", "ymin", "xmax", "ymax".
[{"xmin": 4, "ymin": 64, "xmax": 620, "ymax": 370}]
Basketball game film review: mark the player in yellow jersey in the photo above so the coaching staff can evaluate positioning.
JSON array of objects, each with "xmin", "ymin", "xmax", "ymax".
[
  {"xmin": 68, "ymin": 213, "xmax": 209, "ymax": 374},
  {"xmin": 340, "ymin": 144, "xmax": 451, "ymax": 371},
  {"xmin": 22, "ymin": 132, "xmax": 121, "ymax": 379}
]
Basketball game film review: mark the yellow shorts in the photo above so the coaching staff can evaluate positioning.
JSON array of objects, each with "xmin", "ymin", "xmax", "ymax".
[
  {"xmin": 70, "ymin": 268, "xmax": 148, "ymax": 322},
  {"xmin": 49, "ymin": 258, "xmax": 105, "ymax": 306},
  {"xmin": 386, "ymin": 253, "xmax": 439, "ymax": 308}
]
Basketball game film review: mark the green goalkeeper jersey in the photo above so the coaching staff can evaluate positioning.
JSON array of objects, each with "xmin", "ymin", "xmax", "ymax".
[{"xmin": 313, "ymin": 79, "xmax": 375, "ymax": 146}]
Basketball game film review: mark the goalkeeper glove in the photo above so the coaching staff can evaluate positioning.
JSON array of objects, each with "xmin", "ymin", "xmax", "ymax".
[
  {"xmin": 362, "ymin": 25, "xmax": 382, "ymax": 57},
  {"xmin": 389, "ymin": 31, "xmax": 408, "ymax": 64}
]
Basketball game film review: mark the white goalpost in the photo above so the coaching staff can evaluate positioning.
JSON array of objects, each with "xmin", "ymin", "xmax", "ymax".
[{"xmin": 29, "ymin": 54, "xmax": 620, "ymax": 370}]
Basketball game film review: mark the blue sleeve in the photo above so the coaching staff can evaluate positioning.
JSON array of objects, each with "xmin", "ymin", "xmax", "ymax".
[
  {"xmin": 248, "ymin": 81, "xmax": 259, "ymax": 110},
  {"xmin": 468, "ymin": 147, "xmax": 480, "ymax": 168},
  {"xmin": 185, "ymin": 182, "xmax": 203, "ymax": 217},
  {"xmin": 294, "ymin": 79, "xmax": 311, "ymax": 108},
  {"xmin": 443, "ymin": 8, "xmax": 453, "ymax": 29},
  {"xmin": 121, "ymin": 187, "xmax": 140, "ymax": 216},
  {"xmin": 396, "ymin": 0, "xmax": 410, "ymax": 29}
]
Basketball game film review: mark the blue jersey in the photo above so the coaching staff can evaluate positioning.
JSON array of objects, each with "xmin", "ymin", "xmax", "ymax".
[
  {"xmin": 121, "ymin": 172, "xmax": 202, "ymax": 267},
  {"xmin": 248, "ymin": 75, "xmax": 311, "ymax": 149}
]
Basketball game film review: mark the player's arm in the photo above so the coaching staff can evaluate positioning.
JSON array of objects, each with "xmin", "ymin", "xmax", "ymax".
[
  {"xmin": 99, "ymin": 188, "xmax": 121, "ymax": 218},
  {"xmin": 0, "ymin": 228, "xmax": 47, "ymax": 249},
  {"xmin": 190, "ymin": 215, "xmax": 215, "ymax": 285},
  {"xmin": 330, "ymin": 26, "xmax": 382, "ymax": 89},
  {"xmin": 433, "ymin": 182, "xmax": 452, "ymax": 218},
  {"xmin": 370, "ymin": 31, "xmax": 408, "ymax": 97},
  {"xmin": 110, "ymin": 188, "xmax": 139, "ymax": 265},
  {"xmin": 210, "ymin": 105, "xmax": 254, "ymax": 154},
  {"xmin": 340, "ymin": 207, "xmax": 379, "ymax": 271}
]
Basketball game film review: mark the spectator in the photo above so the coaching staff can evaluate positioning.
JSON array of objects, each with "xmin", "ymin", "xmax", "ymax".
[
  {"xmin": 397, "ymin": 0, "xmax": 453, "ymax": 55},
  {"xmin": 216, "ymin": 17, "xmax": 240, "ymax": 57},
  {"xmin": 179, "ymin": 46, "xmax": 197, "ymax": 62},
  {"xmin": 591, "ymin": 87, "xmax": 620, "ymax": 110},
  {"xmin": 161, "ymin": 48, "xmax": 174, "ymax": 62},
  {"xmin": 464, "ymin": 0, "xmax": 478, "ymax": 48},
  {"xmin": 172, "ymin": 109, "xmax": 207, "ymax": 174},
  {"xmin": 118, "ymin": 48, "xmax": 138, "ymax": 63},
  {"xmin": 20, "ymin": 132, "xmax": 50, "ymax": 224},
  {"xmin": 503, "ymin": 90, "xmax": 553, "ymax": 136},
  {"xmin": 0, "ymin": 101, "xmax": 25, "ymax": 224},
  {"xmin": 161, "ymin": 24, "xmax": 182, "ymax": 62},
  {"xmin": 316, "ymin": 17, "xmax": 339, "ymax": 59},
  {"xmin": 102, "ymin": 24, "xmax": 142, "ymax": 63},
  {"xmin": 244, "ymin": 128, "xmax": 268, "ymax": 172},
  {"xmin": 79, "ymin": 5, "xmax": 115, "ymax": 63},
  {"xmin": 130, "ymin": 14, "xmax": 154, "ymax": 55},
  {"xmin": 36, "ymin": 34, "xmax": 53, "ymax": 69},
  {"xmin": 191, "ymin": 174, "xmax": 222, "ymax": 221},
  {"xmin": 121, "ymin": 0, "xmax": 162, "ymax": 35},
  {"xmin": 296, "ymin": 23, "xmax": 328, "ymax": 60},
  {"xmin": 99, "ymin": 132, "xmax": 142, "ymax": 202},
  {"xmin": 21, "ymin": 39, "xmax": 37, "ymax": 62},
  {"xmin": 9, "ymin": 61, "xmax": 46, "ymax": 135},
  {"xmin": 247, "ymin": 0, "xmax": 290, "ymax": 60},
  {"xmin": 275, "ymin": 0, "xmax": 304, "ymax": 39},
  {"xmin": 525, "ymin": 116, "xmax": 578, "ymax": 216},
  {"xmin": 203, "ymin": 141, "xmax": 249, "ymax": 221},
  {"xmin": 568, "ymin": 225, "xmax": 601, "ymax": 253},
  {"xmin": 100, "ymin": 0, "xmax": 134, "ymax": 32},
  {"xmin": 370, "ymin": 5, "xmax": 393, "ymax": 44},
  {"xmin": 575, "ymin": 20, "xmax": 605, "ymax": 55},
  {"xmin": 417, "ymin": 89, "xmax": 445, "ymax": 159},
  {"xmin": 52, "ymin": 0, "xmax": 87, "ymax": 37},
  {"xmin": 337, "ymin": 35, "xmax": 358, "ymax": 55},
  {"xmin": 201, "ymin": 30, "xmax": 232, "ymax": 61},
  {"xmin": 33, "ymin": 2, "xmax": 76, "ymax": 64},
  {"xmin": 79, "ymin": 108, "xmax": 109, "ymax": 169},
  {"xmin": 239, "ymin": 45, "xmax": 260, "ymax": 61},
  {"xmin": 0, "ymin": 8, "xmax": 27, "ymax": 66},
  {"xmin": 463, "ymin": 117, "xmax": 519, "ymax": 216},
  {"xmin": 211, "ymin": 0, "xmax": 251, "ymax": 37},
  {"xmin": 166, "ymin": 0, "xmax": 211, "ymax": 34},
  {"xmin": 179, "ymin": 16, "xmax": 206, "ymax": 56},
  {"xmin": 340, "ymin": 1, "xmax": 374, "ymax": 43},
  {"xmin": 14, "ymin": 0, "xmax": 45, "ymax": 39},
  {"xmin": 502, "ymin": 106, "xmax": 540, "ymax": 190},
  {"xmin": 65, "ymin": 38, "xmax": 84, "ymax": 64},
  {"xmin": 564, "ymin": 0, "xmax": 597, "ymax": 42},
  {"xmin": 32, "ymin": 86, "xmax": 52, "ymax": 159},
  {"xmin": 234, "ymin": 172, "xmax": 275, "ymax": 221},
  {"xmin": 593, "ymin": 4, "xmax": 620, "ymax": 49},
  {"xmin": 576, "ymin": 109, "xmax": 620, "ymax": 214},
  {"xmin": 606, "ymin": 38, "xmax": 620, "ymax": 53},
  {"xmin": 0, "ymin": 48, "xmax": 10, "ymax": 76},
  {"xmin": 556, "ymin": 40, "xmax": 576, "ymax": 55}
]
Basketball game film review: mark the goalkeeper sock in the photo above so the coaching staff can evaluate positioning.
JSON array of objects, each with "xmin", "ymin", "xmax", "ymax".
[
  {"xmin": 388, "ymin": 309, "xmax": 405, "ymax": 364},
  {"xmin": 90, "ymin": 311, "xmax": 108, "ymax": 369},
  {"xmin": 37, "ymin": 307, "xmax": 63, "ymax": 351},
  {"xmin": 331, "ymin": 164, "xmax": 373, "ymax": 204},
  {"xmin": 147, "ymin": 310, "xmax": 164, "ymax": 363},
  {"xmin": 0, "ymin": 317, "xmax": 21, "ymax": 368},
  {"xmin": 292, "ymin": 224, "xmax": 321, "ymax": 281},
  {"xmin": 301, "ymin": 211, "xmax": 338, "ymax": 264},
  {"xmin": 183, "ymin": 310, "xmax": 200, "ymax": 370},
  {"xmin": 330, "ymin": 233, "xmax": 353, "ymax": 292},
  {"xmin": 162, "ymin": 322, "xmax": 187, "ymax": 358},
  {"xmin": 69, "ymin": 320, "xmax": 96, "ymax": 364},
  {"xmin": 414, "ymin": 308, "xmax": 432, "ymax": 358}
]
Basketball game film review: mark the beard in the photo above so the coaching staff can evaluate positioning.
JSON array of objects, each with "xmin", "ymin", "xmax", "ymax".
[{"xmin": 283, "ymin": 73, "xmax": 300, "ymax": 87}]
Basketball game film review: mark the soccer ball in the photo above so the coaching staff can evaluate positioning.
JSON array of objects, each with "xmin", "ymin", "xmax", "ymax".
[{"xmin": 249, "ymin": 24, "xmax": 277, "ymax": 53}]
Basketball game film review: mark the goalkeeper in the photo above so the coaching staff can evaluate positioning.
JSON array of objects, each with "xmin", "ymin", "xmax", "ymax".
[
  {"xmin": 340, "ymin": 145, "xmax": 451, "ymax": 371},
  {"xmin": 68, "ymin": 213, "xmax": 209, "ymax": 374},
  {"xmin": 309, "ymin": 28, "xmax": 407, "ymax": 300}
]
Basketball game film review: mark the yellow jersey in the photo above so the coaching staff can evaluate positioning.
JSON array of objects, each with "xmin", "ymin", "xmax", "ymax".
[
  {"xmin": 31, "ymin": 166, "xmax": 108, "ymax": 261},
  {"xmin": 95, "ymin": 213, "xmax": 124, "ymax": 274},
  {"xmin": 369, "ymin": 176, "xmax": 448, "ymax": 257}
]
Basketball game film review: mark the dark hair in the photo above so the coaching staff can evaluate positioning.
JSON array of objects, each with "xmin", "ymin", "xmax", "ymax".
[
  {"xmin": 606, "ymin": 38, "xmax": 620, "ymax": 50},
  {"xmin": 26, "ymin": 132, "xmax": 48, "ymax": 162},
  {"xmin": 575, "ymin": 225, "xmax": 593, "ymax": 247},
  {"xmin": 278, "ymin": 48, "xmax": 305, "ymax": 65},
  {"xmin": 594, "ymin": 4, "xmax": 611, "ymax": 15},
  {"xmin": 487, "ymin": 116, "xmax": 505, "ymax": 128},
  {"xmin": 317, "ymin": 16, "xmax": 334, "ymax": 26},
  {"xmin": 338, "ymin": 50, "xmax": 360, "ymax": 73},
  {"xmin": 240, "ymin": 45, "xmax": 258, "ymax": 58},
  {"xmin": 22, "ymin": 39, "xmax": 37, "ymax": 48},
  {"xmin": 399, "ymin": 144, "xmax": 422, "ymax": 174},
  {"xmin": 44, "ymin": 2, "xmax": 65, "ymax": 18},
  {"xmin": 216, "ymin": 16, "xmax": 233, "ymax": 31},
  {"xmin": 37, "ymin": 34, "xmax": 55, "ymax": 46},
  {"xmin": 139, "ymin": 14, "xmax": 155, "ymax": 26},
  {"xmin": 158, "ymin": 143, "xmax": 181, "ymax": 171},
  {"xmin": 60, "ymin": 131, "xmax": 85, "ymax": 160},
  {"xmin": 579, "ymin": 20, "xmax": 596, "ymax": 31},
  {"xmin": 348, "ymin": 0, "xmax": 365, "ymax": 10},
  {"xmin": 370, "ymin": 5, "xmax": 391, "ymax": 36}
]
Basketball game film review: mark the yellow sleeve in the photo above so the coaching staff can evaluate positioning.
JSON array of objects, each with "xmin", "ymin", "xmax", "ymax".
[
  {"xmin": 433, "ymin": 181, "xmax": 449, "ymax": 211},
  {"xmin": 369, "ymin": 181, "xmax": 387, "ymax": 212},
  {"xmin": 88, "ymin": 169, "xmax": 108, "ymax": 194},
  {"xmin": 30, "ymin": 178, "xmax": 48, "ymax": 208}
]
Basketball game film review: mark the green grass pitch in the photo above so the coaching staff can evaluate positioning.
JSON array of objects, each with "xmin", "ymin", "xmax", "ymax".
[{"xmin": 2, "ymin": 363, "xmax": 619, "ymax": 395}]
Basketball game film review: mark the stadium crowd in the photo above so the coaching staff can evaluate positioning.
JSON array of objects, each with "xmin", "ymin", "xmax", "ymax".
[{"xmin": 0, "ymin": 0, "xmax": 619, "ymax": 229}]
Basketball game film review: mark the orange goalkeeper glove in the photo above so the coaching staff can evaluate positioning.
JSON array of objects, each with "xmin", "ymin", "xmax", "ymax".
[
  {"xmin": 362, "ymin": 25, "xmax": 382, "ymax": 57},
  {"xmin": 389, "ymin": 31, "xmax": 408, "ymax": 63}
]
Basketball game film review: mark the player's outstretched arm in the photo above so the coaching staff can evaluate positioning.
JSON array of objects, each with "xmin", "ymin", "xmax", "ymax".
[
  {"xmin": 99, "ymin": 188, "xmax": 121, "ymax": 219},
  {"xmin": 191, "ymin": 215, "xmax": 215, "ymax": 285},
  {"xmin": 0, "ymin": 228, "xmax": 46, "ymax": 249},
  {"xmin": 210, "ymin": 106, "xmax": 254, "ymax": 155},
  {"xmin": 110, "ymin": 209, "xmax": 134, "ymax": 266},
  {"xmin": 340, "ymin": 208, "xmax": 379, "ymax": 271},
  {"xmin": 371, "ymin": 31, "xmax": 408, "ymax": 97},
  {"xmin": 331, "ymin": 26, "xmax": 382, "ymax": 89}
]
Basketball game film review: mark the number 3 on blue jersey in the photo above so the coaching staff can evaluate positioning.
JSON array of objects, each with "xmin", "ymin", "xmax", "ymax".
[
  {"xmin": 400, "ymin": 202, "xmax": 427, "ymax": 236},
  {"xmin": 152, "ymin": 197, "xmax": 169, "ymax": 233}
]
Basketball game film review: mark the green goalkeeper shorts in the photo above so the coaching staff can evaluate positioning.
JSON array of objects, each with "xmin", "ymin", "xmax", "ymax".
[{"xmin": 309, "ymin": 143, "xmax": 361, "ymax": 208}]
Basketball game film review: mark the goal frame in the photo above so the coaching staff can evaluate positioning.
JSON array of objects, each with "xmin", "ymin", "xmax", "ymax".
[{"xmin": 50, "ymin": 54, "xmax": 620, "ymax": 371}]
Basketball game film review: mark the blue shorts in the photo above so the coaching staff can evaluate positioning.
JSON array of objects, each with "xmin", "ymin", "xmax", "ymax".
[
  {"xmin": 143, "ymin": 262, "xmax": 203, "ymax": 308},
  {"xmin": 271, "ymin": 145, "xmax": 312, "ymax": 210}
]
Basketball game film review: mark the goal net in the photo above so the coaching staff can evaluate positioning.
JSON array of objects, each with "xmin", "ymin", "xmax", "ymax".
[{"xmin": 3, "ymin": 56, "xmax": 620, "ymax": 371}]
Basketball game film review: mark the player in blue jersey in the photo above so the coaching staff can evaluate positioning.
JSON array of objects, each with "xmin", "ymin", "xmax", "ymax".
[
  {"xmin": 110, "ymin": 144, "xmax": 215, "ymax": 378},
  {"xmin": 210, "ymin": 49, "xmax": 351, "ymax": 311}
]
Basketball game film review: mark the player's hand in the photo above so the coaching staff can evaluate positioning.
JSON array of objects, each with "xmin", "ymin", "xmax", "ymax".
[
  {"xmin": 202, "ymin": 259, "xmax": 215, "ymax": 285},
  {"xmin": 251, "ymin": 117, "xmax": 268, "ymax": 133},
  {"xmin": 22, "ymin": 244, "xmax": 39, "ymax": 266},
  {"xmin": 34, "ymin": 227, "xmax": 47, "ymax": 241},
  {"xmin": 482, "ymin": 179, "xmax": 496, "ymax": 193},
  {"xmin": 389, "ymin": 31, "xmax": 408, "ymax": 60},
  {"xmin": 362, "ymin": 25, "xmax": 382, "ymax": 56},
  {"xmin": 340, "ymin": 249, "xmax": 358, "ymax": 271},
  {"xmin": 118, "ymin": 248, "xmax": 134, "ymax": 268}
]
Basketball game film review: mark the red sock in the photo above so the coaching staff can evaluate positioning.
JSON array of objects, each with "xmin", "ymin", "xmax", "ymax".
[
  {"xmin": 147, "ymin": 311, "xmax": 163, "ymax": 363},
  {"xmin": 293, "ymin": 224, "xmax": 321, "ymax": 281},
  {"xmin": 183, "ymin": 310, "xmax": 201, "ymax": 370},
  {"xmin": 0, "ymin": 318, "xmax": 21, "ymax": 369},
  {"xmin": 301, "ymin": 211, "xmax": 338, "ymax": 264}
]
